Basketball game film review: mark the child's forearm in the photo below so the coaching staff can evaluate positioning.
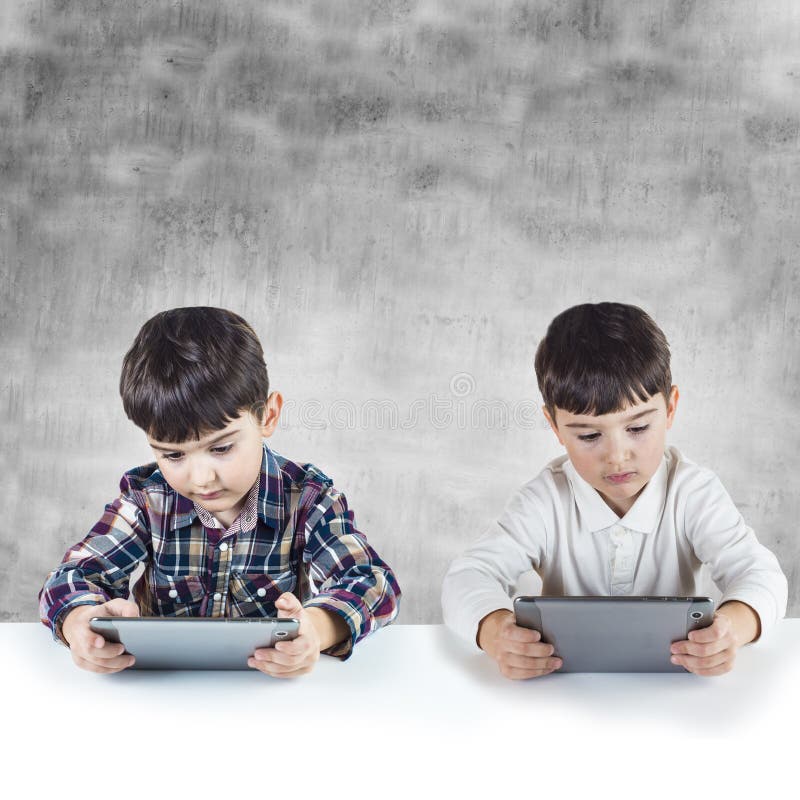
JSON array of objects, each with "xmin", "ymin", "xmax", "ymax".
[
  {"xmin": 716, "ymin": 600, "xmax": 761, "ymax": 645},
  {"xmin": 306, "ymin": 607, "xmax": 350, "ymax": 652}
]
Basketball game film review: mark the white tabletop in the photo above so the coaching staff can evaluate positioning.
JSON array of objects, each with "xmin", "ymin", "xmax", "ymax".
[{"xmin": 3, "ymin": 621, "xmax": 799, "ymax": 797}]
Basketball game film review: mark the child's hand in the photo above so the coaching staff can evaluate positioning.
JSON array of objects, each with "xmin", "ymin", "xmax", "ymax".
[
  {"xmin": 478, "ymin": 609, "xmax": 563, "ymax": 680},
  {"xmin": 61, "ymin": 598, "xmax": 140, "ymax": 673},
  {"xmin": 670, "ymin": 612, "xmax": 738, "ymax": 676},
  {"xmin": 248, "ymin": 593, "xmax": 321, "ymax": 678}
]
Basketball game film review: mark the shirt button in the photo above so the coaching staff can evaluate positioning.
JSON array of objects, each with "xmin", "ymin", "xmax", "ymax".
[
  {"xmin": 168, "ymin": 589, "xmax": 178, "ymax": 599},
  {"xmin": 219, "ymin": 543, "xmax": 228, "ymax": 552},
  {"xmin": 214, "ymin": 592, "xmax": 222, "ymax": 601},
  {"xmin": 256, "ymin": 588, "xmax": 267, "ymax": 597}
]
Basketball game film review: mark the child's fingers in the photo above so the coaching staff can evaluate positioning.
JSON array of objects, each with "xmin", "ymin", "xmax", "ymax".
[
  {"xmin": 688, "ymin": 627, "xmax": 722, "ymax": 645},
  {"xmin": 502, "ymin": 652, "xmax": 562, "ymax": 672},
  {"xmin": 275, "ymin": 592, "xmax": 303, "ymax": 618},
  {"xmin": 251, "ymin": 644, "xmax": 312, "ymax": 665},
  {"xmin": 500, "ymin": 665, "xmax": 558, "ymax": 680},
  {"xmin": 504, "ymin": 624, "xmax": 542, "ymax": 643},
  {"xmin": 674, "ymin": 649, "xmax": 732, "ymax": 673},
  {"xmin": 506, "ymin": 638, "xmax": 554, "ymax": 659},
  {"xmin": 265, "ymin": 665, "xmax": 313, "ymax": 679},
  {"xmin": 693, "ymin": 662, "xmax": 734, "ymax": 677},
  {"xmin": 90, "ymin": 640, "xmax": 126, "ymax": 657},
  {"xmin": 251, "ymin": 647, "xmax": 275, "ymax": 662},
  {"xmin": 273, "ymin": 638, "xmax": 305, "ymax": 656},
  {"xmin": 688, "ymin": 614, "xmax": 729, "ymax": 644},
  {"xmin": 76, "ymin": 634, "xmax": 120, "ymax": 655},
  {"xmin": 91, "ymin": 653, "xmax": 136, "ymax": 670},
  {"xmin": 672, "ymin": 638, "xmax": 725, "ymax": 658},
  {"xmin": 74, "ymin": 653, "xmax": 135, "ymax": 673},
  {"xmin": 259, "ymin": 659, "xmax": 307, "ymax": 675},
  {"xmin": 74, "ymin": 657, "xmax": 120, "ymax": 674},
  {"xmin": 103, "ymin": 598, "xmax": 140, "ymax": 617},
  {"xmin": 71, "ymin": 630, "xmax": 135, "ymax": 672},
  {"xmin": 248, "ymin": 658, "xmax": 312, "ymax": 678},
  {"xmin": 260, "ymin": 645, "xmax": 312, "ymax": 667}
]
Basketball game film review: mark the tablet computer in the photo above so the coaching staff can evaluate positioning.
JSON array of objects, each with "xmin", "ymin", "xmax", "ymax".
[
  {"xmin": 89, "ymin": 616, "xmax": 300, "ymax": 670},
  {"xmin": 513, "ymin": 596, "xmax": 715, "ymax": 673}
]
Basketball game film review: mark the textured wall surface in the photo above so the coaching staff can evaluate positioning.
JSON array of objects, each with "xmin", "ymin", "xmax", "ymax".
[{"xmin": 1, "ymin": 0, "xmax": 798, "ymax": 624}]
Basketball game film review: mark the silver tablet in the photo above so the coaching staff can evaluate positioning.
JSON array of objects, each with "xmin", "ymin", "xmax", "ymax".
[
  {"xmin": 513, "ymin": 596, "xmax": 715, "ymax": 673},
  {"xmin": 89, "ymin": 616, "xmax": 300, "ymax": 670}
]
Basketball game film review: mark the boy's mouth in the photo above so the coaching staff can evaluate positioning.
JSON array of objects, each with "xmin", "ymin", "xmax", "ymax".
[
  {"xmin": 198, "ymin": 490, "xmax": 223, "ymax": 499},
  {"xmin": 604, "ymin": 472, "xmax": 636, "ymax": 485}
]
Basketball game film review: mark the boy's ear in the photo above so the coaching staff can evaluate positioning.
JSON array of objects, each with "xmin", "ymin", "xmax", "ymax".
[
  {"xmin": 257, "ymin": 392, "xmax": 283, "ymax": 437},
  {"xmin": 542, "ymin": 405, "xmax": 565, "ymax": 446},
  {"xmin": 665, "ymin": 385, "xmax": 679, "ymax": 429}
]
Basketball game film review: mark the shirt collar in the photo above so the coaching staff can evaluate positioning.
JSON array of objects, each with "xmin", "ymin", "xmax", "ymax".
[
  {"xmin": 562, "ymin": 453, "xmax": 669, "ymax": 534},
  {"xmin": 193, "ymin": 477, "xmax": 259, "ymax": 532},
  {"xmin": 169, "ymin": 440, "xmax": 284, "ymax": 531}
]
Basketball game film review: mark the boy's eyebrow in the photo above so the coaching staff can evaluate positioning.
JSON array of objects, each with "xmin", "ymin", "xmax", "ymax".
[
  {"xmin": 564, "ymin": 408, "xmax": 657, "ymax": 429},
  {"xmin": 149, "ymin": 428, "xmax": 241, "ymax": 452}
]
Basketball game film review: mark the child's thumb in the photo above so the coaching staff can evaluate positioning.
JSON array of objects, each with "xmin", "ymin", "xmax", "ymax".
[
  {"xmin": 104, "ymin": 598, "xmax": 141, "ymax": 617},
  {"xmin": 275, "ymin": 592, "xmax": 302, "ymax": 617}
]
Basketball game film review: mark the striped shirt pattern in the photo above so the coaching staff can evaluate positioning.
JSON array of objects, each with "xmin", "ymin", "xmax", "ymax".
[{"xmin": 39, "ymin": 442, "xmax": 401, "ymax": 659}]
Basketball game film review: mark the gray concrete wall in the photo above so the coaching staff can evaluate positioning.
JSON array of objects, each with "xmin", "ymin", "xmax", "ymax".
[{"xmin": 2, "ymin": 0, "xmax": 798, "ymax": 623}]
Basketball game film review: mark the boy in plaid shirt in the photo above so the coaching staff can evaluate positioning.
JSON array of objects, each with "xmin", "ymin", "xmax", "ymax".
[{"xmin": 40, "ymin": 307, "xmax": 401, "ymax": 676}]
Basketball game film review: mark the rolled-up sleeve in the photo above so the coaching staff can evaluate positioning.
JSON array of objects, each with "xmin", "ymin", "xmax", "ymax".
[
  {"xmin": 685, "ymin": 471, "xmax": 788, "ymax": 640},
  {"xmin": 38, "ymin": 488, "xmax": 150, "ymax": 644},
  {"xmin": 441, "ymin": 484, "xmax": 548, "ymax": 653},
  {"xmin": 300, "ymin": 488, "xmax": 401, "ymax": 659}
]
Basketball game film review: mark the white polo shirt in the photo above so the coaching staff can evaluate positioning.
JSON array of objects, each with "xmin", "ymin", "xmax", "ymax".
[{"xmin": 441, "ymin": 446, "xmax": 788, "ymax": 652}]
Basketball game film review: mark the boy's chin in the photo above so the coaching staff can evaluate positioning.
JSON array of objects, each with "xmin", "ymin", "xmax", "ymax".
[{"xmin": 595, "ymin": 479, "xmax": 645, "ymax": 506}]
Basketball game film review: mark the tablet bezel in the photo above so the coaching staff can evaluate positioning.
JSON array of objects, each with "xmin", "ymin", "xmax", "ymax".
[
  {"xmin": 89, "ymin": 616, "xmax": 301, "ymax": 670},
  {"xmin": 513, "ymin": 595, "xmax": 715, "ymax": 673}
]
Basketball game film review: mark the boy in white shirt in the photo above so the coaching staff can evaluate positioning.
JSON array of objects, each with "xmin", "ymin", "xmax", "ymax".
[{"xmin": 441, "ymin": 302, "xmax": 788, "ymax": 679}]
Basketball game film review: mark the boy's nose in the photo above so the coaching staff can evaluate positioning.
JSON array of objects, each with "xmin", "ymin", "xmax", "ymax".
[
  {"xmin": 604, "ymin": 437, "xmax": 632, "ymax": 468},
  {"xmin": 190, "ymin": 462, "xmax": 217, "ymax": 488}
]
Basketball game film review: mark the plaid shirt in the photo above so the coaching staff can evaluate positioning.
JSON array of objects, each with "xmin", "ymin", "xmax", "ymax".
[{"xmin": 39, "ymin": 442, "xmax": 401, "ymax": 659}]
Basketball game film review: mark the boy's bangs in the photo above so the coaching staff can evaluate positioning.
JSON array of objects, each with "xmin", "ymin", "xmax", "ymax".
[
  {"xmin": 546, "ymin": 369, "xmax": 663, "ymax": 417},
  {"xmin": 128, "ymin": 379, "xmax": 246, "ymax": 444},
  {"xmin": 542, "ymin": 358, "xmax": 672, "ymax": 416}
]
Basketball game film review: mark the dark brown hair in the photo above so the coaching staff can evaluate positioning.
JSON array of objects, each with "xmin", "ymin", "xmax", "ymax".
[
  {"xmin": 120, "ymin": 307, "xmax": 269, "ymax": 442},
  {"xmin": 534, "ymin": 302, "xmax": 672, "ymax": 424}
]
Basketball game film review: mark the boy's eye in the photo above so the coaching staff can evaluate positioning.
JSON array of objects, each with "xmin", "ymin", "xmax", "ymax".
[
  {"xmin": 161, "ymin": 444, "xmax": 233, "ymax": 461},
  {"xmin": 577, "ymin": 424, "xmax": 650, "ymax": 443}
]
